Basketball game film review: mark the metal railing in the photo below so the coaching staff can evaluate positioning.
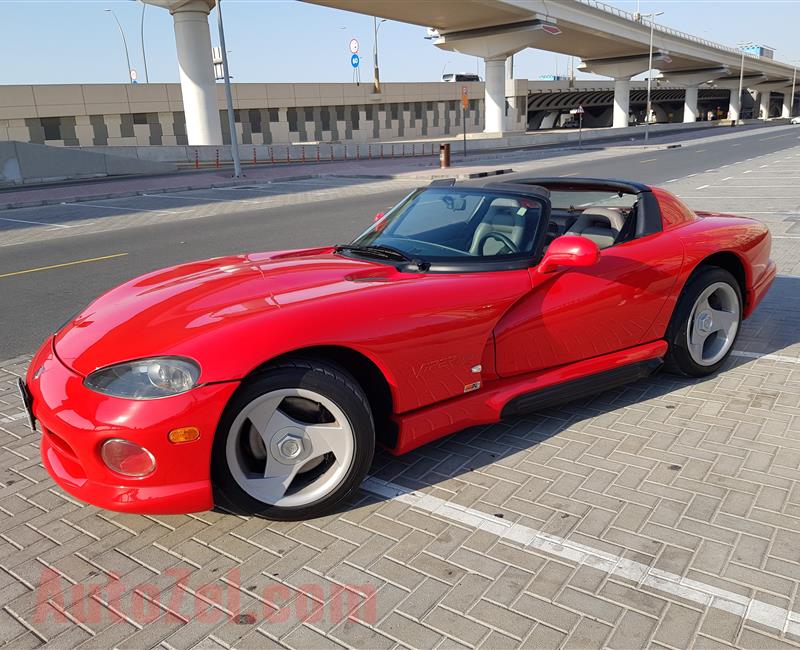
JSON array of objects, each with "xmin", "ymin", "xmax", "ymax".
[{"xmin": 575, "ymin": 0, "xmax": 759, "ymax": 61}]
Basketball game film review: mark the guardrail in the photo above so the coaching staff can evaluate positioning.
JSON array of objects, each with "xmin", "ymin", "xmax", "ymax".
[{"xmin": 575, "ymin": 0, "xmax": 759, "ymax": 60}]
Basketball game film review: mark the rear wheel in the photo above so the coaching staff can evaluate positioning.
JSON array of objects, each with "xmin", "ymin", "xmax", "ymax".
[
  {"xmin": 211, "ymin": 359, "xmax": 375, "ymax": 520},
  {"xmin": 664, "ymin": 266, "xmax": 742, "ymax": 377}
]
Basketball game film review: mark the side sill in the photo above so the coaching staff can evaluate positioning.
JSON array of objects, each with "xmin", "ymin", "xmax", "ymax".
[
  {"xmin": 390, "ymin": 339, "xmax": 668, "ymax": 456},
  {"xmin": 501, "ymin": 358, "xmax": 662, "ymax": 419}
]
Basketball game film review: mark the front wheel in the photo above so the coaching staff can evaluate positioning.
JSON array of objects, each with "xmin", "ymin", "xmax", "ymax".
[
  {"xmin": 211, "ymin": 359, "xmax": 375, "ymax": 520},
  {"xmin": 664, "ymin": 266, "xmax": 742, "ymax": 377}
]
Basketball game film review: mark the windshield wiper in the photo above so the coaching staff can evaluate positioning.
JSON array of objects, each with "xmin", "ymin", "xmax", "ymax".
[
  {"xmin": 335, "ymin": 243, "xmax": 412, "ymax": 261},
  {"xmin": 334, "ymin": 244, "xmax": 430, "ymax": 271}
]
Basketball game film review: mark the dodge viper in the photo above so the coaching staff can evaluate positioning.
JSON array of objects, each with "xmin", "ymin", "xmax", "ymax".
[{"xmin": 22, "ymin": 178, "xmax": 775, "ymax": 520}]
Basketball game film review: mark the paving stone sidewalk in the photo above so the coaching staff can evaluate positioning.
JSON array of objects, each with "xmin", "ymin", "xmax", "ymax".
[{"xmin": 1, "ymin": 139, "xmax": 800, "ymax": 649}]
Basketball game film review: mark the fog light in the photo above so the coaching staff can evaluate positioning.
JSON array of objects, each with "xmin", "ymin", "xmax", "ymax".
[
  {"xmin": 168, "ymin": 427, "xmax": 200, "ymax": 444},
  {"xmin": 100, "ymin": 439, "xmax": 156, "ymax": 477}
]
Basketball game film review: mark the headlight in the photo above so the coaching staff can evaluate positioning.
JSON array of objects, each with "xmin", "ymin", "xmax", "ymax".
[{"xmin": 84, "ymin": 357, "xmax": 200, "ymax": 399}]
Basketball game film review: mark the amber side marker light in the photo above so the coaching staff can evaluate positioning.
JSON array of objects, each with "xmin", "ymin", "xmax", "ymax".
[{"xmin": 168, "ymin": 427, "xmax": 200, "ymax": 443}]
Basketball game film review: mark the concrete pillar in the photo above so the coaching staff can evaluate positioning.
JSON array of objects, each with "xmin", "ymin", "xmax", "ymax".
[
  {"xmin": 782, "ymin": 93, "xmax": 792, "ymax": 119},
  {"xmin": 728, "ymin": 89, "xmax": 741, "ymax": 122},
  {"xmin": 613, "ymin": 78, "xmax": 631, "ymax": 129},
  {"xmin": 760, "ymin": 91, "xmax": 771, "ymax": 120},
  {"xmin": 484, "ymin": 57, "xmax": 506, "ymax": 133},
  {"xmin": 172, "ymin": 1, "xmax": 222, "ymax": 145},
  {"xmin": 683, "ymin": 86, "xmax": 699, "ymax": 123}
]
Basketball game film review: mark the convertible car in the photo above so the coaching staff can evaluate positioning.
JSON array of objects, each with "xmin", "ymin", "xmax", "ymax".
[{"xmin": 22, "ymin": 178, "xmax": 775, "ymax": 520}]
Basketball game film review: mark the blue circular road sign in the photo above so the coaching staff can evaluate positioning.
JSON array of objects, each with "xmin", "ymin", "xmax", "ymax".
[{"xmin": 351, "ymin": 54, "xmax": 360, "ymax": 68}]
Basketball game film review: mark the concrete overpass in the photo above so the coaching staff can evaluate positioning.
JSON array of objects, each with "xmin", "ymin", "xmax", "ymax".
[{"xmin": 144, "ymin": 0, "xmax": 798, "ymax": 144}]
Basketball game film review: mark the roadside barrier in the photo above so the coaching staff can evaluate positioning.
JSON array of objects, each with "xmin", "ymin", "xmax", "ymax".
[{"xmin": 184, "ymin": 142, "xmax": 440, "ymax": 168}]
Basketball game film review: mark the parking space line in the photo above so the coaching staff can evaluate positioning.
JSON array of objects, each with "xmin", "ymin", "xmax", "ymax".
[
  {"xmin": 696, "ymin": 185, "xmax": 709, "ymax": 190},
  {"xmin": 141, "ymin": 193, "xmax": 231, "ymax": 202},
  {"xmin": 0, "ymin": 253, "xmax": 128, "ymax": 279},
  {"xmin": 731, "ymin": 350, "xmax": 800, "ymax": 364},
  {"xmin": 0, "ymin": 216, "xmax": 74, "ymax": 229},
  {"xmin": 65, "ymin": 202, "xmax": 193, "ymax": 214},
  {"xmin": 640, "ymin": 158, "xmax": 658, "ymax": 163},
  {"xmin": 363, "ymin": 477, "xmax": 798, "ymax": 637}
]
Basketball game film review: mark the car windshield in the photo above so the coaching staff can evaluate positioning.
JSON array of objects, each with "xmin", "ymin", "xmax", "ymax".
[{"xmin": 344, "ymin": 187, "xmax": 547, "ymax": 264}]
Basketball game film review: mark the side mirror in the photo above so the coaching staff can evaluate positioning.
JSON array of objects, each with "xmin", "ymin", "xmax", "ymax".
[
  {"xmin": 373, "ymin": 212, "xmax": 385, "ymax": 222},
  {"xmin": 538, "ymin": 235, "xmax": 600, "ymax": 274}
]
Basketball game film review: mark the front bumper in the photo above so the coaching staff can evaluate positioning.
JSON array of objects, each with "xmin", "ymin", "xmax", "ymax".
[{"xmin": 27, "ymin": 339, "xmax": 239, "ymax": 514}]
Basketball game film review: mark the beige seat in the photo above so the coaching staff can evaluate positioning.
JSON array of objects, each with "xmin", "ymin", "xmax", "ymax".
[
  {"xmin": 469, "ymin": 199, "xmax": 525, "ymax": 255},
  {"xmin": 566, "ymin": 207, "xmax": 625, "ymax": 249}
]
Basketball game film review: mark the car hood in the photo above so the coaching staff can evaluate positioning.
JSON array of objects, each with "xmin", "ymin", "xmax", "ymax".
[{"xmin": 54, "ymin": 247, "xmax": 410, "ymax": 378}]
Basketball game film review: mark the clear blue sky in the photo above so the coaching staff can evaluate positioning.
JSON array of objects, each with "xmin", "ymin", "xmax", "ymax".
[{"xmin": 1, "ymin": 1, "xmax": 798, "ymax": 86}]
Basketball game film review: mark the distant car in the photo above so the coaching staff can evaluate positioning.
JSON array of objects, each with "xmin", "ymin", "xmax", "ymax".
[
  {"xmin": 24, "ymin": 178, "xmax": 775, "ymax": 520},
  {"xmin": 442, "ymin": 73, "xmax": 481, "ymax": 82},
  {"xmin": 791, "ymin": 116, "xmax": 800, "ymax": 124}
]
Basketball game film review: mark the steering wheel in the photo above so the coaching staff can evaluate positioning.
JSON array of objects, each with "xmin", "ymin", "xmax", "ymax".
[{"xmin": 477, "ymin": 231, "xmax": 520, "ymax": 255}]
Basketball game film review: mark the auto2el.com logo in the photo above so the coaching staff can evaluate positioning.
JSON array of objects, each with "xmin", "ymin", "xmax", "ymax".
[{"xmin": 34, "ymin": 567, "xmax": 377, "ymax": 628}]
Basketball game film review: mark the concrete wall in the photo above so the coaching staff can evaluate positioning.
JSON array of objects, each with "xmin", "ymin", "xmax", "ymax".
[
  {"xmin": 0, "ymin": 82, "xmax": 526, "ymax": 148},
  {"xmin": 0, "ymin": 140, "xmax": 175, "ymax": 186}
]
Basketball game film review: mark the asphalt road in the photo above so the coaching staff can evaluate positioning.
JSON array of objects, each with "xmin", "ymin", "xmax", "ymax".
[{"xmin": 0, "ymin": 125, "xmax": 797, "ymax": 359}]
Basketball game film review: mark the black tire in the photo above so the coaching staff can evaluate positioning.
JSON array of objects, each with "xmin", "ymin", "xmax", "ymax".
[
  {"xmin": 211, "ymin": 358, "xmax": 375, "ymax": 520},
  {"xmin": 663, "ymin": 266, "xmax": 742, "ymax": 377}
]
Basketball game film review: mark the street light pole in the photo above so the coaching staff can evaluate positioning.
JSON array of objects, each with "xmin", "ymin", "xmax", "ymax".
[
  {"xmin": 737, "ymin": 49, "xmax": 745, "ymax": 123},
  {"xmin": 643, "ymin": 11, "xmax": 663, "ymax": 142},
  {"xmin": 105, "ymin": 9, "xmax": 133, "ymax": 83},
  {"xmin": 216, "ymin": 0, "xmax": 242, "ymax": 178},
  {"xmin": 735, "ymin": 42, "xmax": 755, "ymax": 123},
  {"xmin": 373, "ymin": 17, "xmax": 386, "ymax": 94},
  {"xmin": 139, "ymin": 1, "xmax": 149, "ymax": 83}
]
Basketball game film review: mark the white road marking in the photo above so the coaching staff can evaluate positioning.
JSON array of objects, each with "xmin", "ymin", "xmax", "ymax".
[
  {"xmin": 665, "ymin": 179, "xmax": 679, "ymax": 183},
  {"xmin": 0, "ymin": 217, "xmax": 73, "ymax": 229},
  {"xmin": 731, "ymin": 350, "xmax": 800, "ymax": 364},
  {"xmin": 743, "ymin": 170, "xmax": 753, "ymax": 174},
  {"xmin": 362, "ymin": 477, "xmax": 800, "ymax": 637},
  {"xmin": 65, "ymin": 202, "xmax": 193, "ymax": 214},
  {"xmin": 696, "ymin": 184, "xmax": 710, "ymax": 190},
  {"xmin": 721, "ymin": 177, "xmax": 733, "ymax": 181},
  {"xmin": 141, "ymin": 193, "xmax": 232, "ymax": 203}
]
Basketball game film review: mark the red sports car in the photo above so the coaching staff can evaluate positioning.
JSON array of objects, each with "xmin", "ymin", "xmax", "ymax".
[{"xmin": 22, "ymin": 178, "xmax": 775, "ymax": 520}]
